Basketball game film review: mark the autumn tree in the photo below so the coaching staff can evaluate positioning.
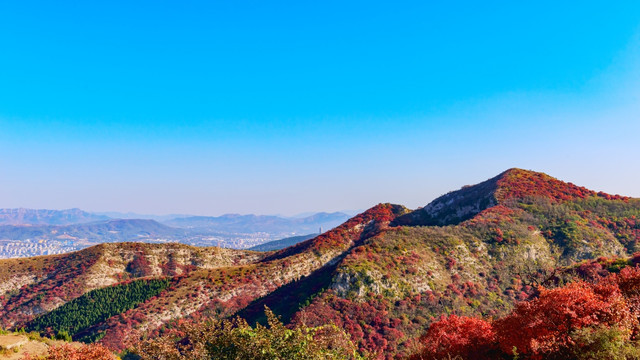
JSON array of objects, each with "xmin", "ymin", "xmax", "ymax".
[
  {"xmin": 22, "ymin": 343, "xmax": 116, "ymax": 360},
  {"xmin": 494, "ymin": 281, "xmax": 636, "ymax": 358},
  {"xmin": 409, "ymin": 314, "xmax": 495, "ymax": 360},
  {"xmin": 133, "ymin": 308, "xmax": 361, "ymax": 360}
]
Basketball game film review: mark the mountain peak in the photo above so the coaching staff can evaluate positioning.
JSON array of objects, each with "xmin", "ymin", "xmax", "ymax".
[
  {"xmin": 494, "ymin": 168, "xmax": 596, "ymax": 202},
  {"xmin": 393, "ymin": 168, "xmax": 627, "ymax": 227}
]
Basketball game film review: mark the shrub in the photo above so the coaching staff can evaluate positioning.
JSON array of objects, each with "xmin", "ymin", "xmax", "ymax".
[
  {"xmin": 133, "ymin": 308, "xmax": 361, "ymax": 360},
  {"xmin": 55, "ymin": 330, "xmax": 72, "ymax": 342},
  {"xmin": 409, "ymin": 314, "xmax": 495, "ymax": 360}
]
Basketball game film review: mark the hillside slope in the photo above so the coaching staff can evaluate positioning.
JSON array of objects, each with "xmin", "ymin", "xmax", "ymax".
[
  {"xmin": 0, "ymin": 242, "xmax": 263, "ymax": 329},
  {"xmin": 287, "ymin": 169, "xmax": 638, "ymax": 357},
  {"xmin": 0, "ymin": 169, "xmax": 638, "ymax": 358}
]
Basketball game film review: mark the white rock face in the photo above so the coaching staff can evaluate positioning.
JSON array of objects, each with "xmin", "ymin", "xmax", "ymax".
[{"xmin": 0, "ymin": 275, "xmax": 36, "ymax": 298}]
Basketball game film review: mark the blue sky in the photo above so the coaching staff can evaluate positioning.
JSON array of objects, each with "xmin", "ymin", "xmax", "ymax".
[{"xmin": 1, "ymin": 1, "xmax": 639, "ymax": 215}]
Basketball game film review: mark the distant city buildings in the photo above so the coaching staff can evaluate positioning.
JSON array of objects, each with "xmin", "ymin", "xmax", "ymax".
[
  {"xmin": 0, "ymin": 239, "xmax": 82, "ymax": 259},
  {"xmin": 0, "ymin": 231, "xmax": 297, "ymax": 259}
]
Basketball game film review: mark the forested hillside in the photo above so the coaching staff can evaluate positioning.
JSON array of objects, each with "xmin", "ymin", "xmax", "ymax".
[
  {"xmin": 1, "ymin": 169, "xmax": 638, "ymax": 359},
  {"xmin": 27, "ymin": 278, "xmax": 172, "ymax": 343}
]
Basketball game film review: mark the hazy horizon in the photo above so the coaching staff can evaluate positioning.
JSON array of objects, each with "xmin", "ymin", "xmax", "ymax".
[
  {"xmin": 1, "ymin": 2, "xmax": 639, "ymax": 215},
  {"xmin": 0, "ymin": 207, "xmax": 362, "ymax": 219},
  {"xmin": 0, "ymin": 166, "xmax": 636, "ymax": 217}
]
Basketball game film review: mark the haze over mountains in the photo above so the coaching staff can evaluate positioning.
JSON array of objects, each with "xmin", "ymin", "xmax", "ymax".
[
  {"xmin": 0, "ymin": 219, "xmax": 187, "ymax": 242},
  {"xmin": 0, "ymin": 208, "xmax": 109, "ymax": 226},
  {"xmin": 164, "ymin": 212, "xmax": 348, "ymax": 234},
  {"xmin": 1, "ymin": 168, "xmax": 638, "ymax": 358},
  {"xmin": 0, "ymin": 210, "xmax": 350, "ymax": 258}
]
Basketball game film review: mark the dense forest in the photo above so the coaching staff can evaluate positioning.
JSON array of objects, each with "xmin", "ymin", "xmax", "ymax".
[{"xmin": 26, "ymin": 278, "xmax": 171, "ymax": 342}]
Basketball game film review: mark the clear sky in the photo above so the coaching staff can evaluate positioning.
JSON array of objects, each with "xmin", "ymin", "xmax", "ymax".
[{"xmin": 1, "ymin": 1, "xmax": 639, "ymax": 216}]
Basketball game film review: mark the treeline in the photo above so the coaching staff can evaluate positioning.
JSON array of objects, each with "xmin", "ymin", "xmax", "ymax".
[
  {"xmin": 133, "ymin": 308, "xmax": 362, "ymax": 360},
  {"xmin": 27, "ymin": 278, "xmax": 171, "ymax": 339}
]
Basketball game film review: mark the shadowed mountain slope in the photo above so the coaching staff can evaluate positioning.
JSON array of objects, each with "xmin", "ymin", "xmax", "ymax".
[
  {"xmin": 248, "ymin": 233, "xmax": 317, "ymax": 251},
  {"xmin": 0, "ymin": 169, "xmax": 638, "ymax": 358}
]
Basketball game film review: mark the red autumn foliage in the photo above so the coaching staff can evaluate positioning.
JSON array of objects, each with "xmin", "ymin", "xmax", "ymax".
[
  {"xmin": 262, "ymin": 203, "xmax": 406, "ymax": 261},
  {"xmin": 307, "ymin": 203, "xmax": 403, "ymax": 251},
  {"xmin": 0, "ymin": 250, "xmax": 101, "ymax": 328},
  {"xmin": 494, "ymin": 281, "xmax": 634, "ymax": 358},
  {"xmin": 409, "ymin": 314, "xmax": 495, "ymax": 360},
  {"xmin": 127, "ymin": 252, "xmax": 153, "ymax": 277},
  {"xmin": 467, "ymin": 205, "xmax": 516, "ymax": 226},
  {"xmin": 616, "ymin": 266, "xmax": 640, "ymax": 298},
  {"xmin": 597, "ymin": 215, "xmax": 640, "ymax": 247},
  {"xmin": 411, "ymin": 264, "xmax": 640, "ymax": 360},
  {"xmin": 22, "ymin": 343, "xmax": 116, "ymax": 360},
  {"xmin": 496, "ymin": 169, "xmax": 597, "ymax": 203},
  {"xmin": 292, "ymin": 294, "xmax": 406, "ymax": 358},
  {"xmin": 159, "ymin": 258, "xmax": 197, "ymax": 276}
]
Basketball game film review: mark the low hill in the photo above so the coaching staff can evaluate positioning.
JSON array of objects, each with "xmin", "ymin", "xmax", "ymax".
[
  {"xmin": 0, "ymin": 168, "xmax": 638, "ymax": 358},
  {"xmin": 0, "ymin": 242, "xmax": 264, "ymax": 330}
]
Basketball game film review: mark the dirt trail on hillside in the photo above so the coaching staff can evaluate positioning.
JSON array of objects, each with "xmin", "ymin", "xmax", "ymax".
[
  {"xmin": 0, "ymin": 335, "xmax": 69, "ymax": 360},
  {"xmin": 3, "ymin": 341, "xmax": 48, "ymax": 359}
]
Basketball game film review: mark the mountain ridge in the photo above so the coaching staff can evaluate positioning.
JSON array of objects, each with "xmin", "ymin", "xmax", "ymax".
[
  {"xmin": 0, "ymin": 208, "xmax": 109, "ymax": 226},
  {"xmin": 393, "ymin": 168, "xmax": 630, "ymax": 227},
  {"xmin": 0, "ymin": 219, "xmax": 189, "ymax": 243},
  {"xmin": 1, "ymin": 168, "xmax": 638, "ymax": 358}
]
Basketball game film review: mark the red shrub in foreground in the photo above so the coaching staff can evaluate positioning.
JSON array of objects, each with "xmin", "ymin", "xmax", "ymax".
[
  {"xmin": 409, "ymin": 314, "xmax": 495, "ymax": 360},
  {"xmin": 23, "ymin": 343, "xmax": 116, "ymax": 360},
  {"xmin": 408, "ymin": 263, "xmax": 640, "ymax": 359},
  {"xmin": 494, "ymin": 281, "xmax": 635, "ymax": 358}
]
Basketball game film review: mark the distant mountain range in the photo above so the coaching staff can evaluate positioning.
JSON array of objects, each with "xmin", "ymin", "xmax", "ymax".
[
  {"xmin": 0, "ymin": 208, "xmax": 109, "ymax": 226},
  {"xmin": 163, "ymin": 212, "xmax": 350, "ymax": 235},
  {"xmin": 0, "ymin": 219, "xmax": 189, "ymax": 243},
  {"xmin": 92, "ymin": 211, "xmax": 193, "ymax": 222},
  {"xmin": 0, "ymin": 209, "xmax": 351, "ymax": 255}
]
